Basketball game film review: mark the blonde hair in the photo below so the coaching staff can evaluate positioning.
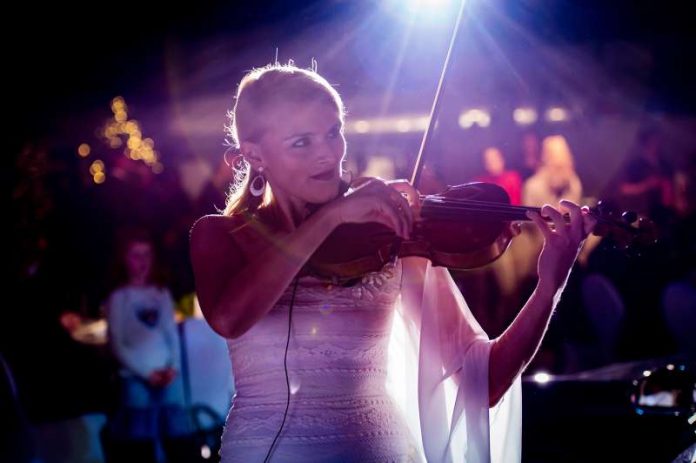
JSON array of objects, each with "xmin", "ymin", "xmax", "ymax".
[{"xmin": 222, "ymin": 63, "xmax": 345, "ymax": 217}]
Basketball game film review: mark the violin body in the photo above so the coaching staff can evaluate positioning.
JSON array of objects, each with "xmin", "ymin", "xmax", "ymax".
[
  {"xmin": 305, "ymin": 180, "xmax": 655, "ymax": 281},
  {"xmin": 307, "ymin": 183, "xmax": 518, "ymax": 281}
]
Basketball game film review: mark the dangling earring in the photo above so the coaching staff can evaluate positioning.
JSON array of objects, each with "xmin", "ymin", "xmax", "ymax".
[{"xmin": 249, "ymin": 167, "xmax": 266, "ymax": 197}]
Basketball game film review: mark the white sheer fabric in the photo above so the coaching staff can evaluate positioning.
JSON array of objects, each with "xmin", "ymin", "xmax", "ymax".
[
  {"xmin": 220, "ymin": 258, "xmax": 521, "ymax": 462},
  {"xmin": 389, "ymin": 259, "xmax": 521, "ymax": 463}
]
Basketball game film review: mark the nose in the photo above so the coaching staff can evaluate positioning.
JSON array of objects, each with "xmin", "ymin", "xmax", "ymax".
[{"xmin": 314, "ymin": 139, "xmax": 338, "ymax": 167}]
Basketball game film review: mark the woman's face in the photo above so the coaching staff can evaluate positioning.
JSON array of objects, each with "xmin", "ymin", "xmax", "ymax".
[
  {"xmin": 125, "ymin": 241, "xmax": 153, "ymax": 282},
  {"xmin": 245, "ymin": 99, "xmax": 346, "ymax": 210}
]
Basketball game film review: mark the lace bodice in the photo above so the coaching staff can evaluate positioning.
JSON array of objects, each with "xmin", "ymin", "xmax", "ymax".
[{"xmin": 220, "ymin": 260, "xmax": 422, "ymax": 462}]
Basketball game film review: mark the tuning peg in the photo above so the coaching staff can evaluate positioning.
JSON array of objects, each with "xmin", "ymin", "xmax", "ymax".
[{"xmin": 596, "ymin": 200, "xmax": 620, "ymax": 219}]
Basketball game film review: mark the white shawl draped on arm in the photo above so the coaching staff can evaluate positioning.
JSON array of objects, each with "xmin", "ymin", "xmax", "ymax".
[{"xmin": 387, "ymin": 259, "xmax": 522, "ymax": 462}]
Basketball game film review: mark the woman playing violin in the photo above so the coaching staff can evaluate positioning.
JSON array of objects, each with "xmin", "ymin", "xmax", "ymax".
[{"xmin": 189, "ymin": 63, "xmax": 596, "ymax": 463}]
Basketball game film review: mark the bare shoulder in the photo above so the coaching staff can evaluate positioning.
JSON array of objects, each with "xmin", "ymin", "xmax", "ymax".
[
  {"xmin": 188, "ymin": 215, "xmax": 251, "ymax": 332},
  {"xmin": 190, "ymin": 214, "xmax": 246, "ymax": 248},
  {"xmin": 190, "ymin": 215, "xmax": 244, "ymax": 265}
]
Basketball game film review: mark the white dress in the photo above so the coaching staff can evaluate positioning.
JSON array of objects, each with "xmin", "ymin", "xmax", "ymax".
[{"xmin": 220, "ymin": 259, "xmax": 521, "ymax": 463}]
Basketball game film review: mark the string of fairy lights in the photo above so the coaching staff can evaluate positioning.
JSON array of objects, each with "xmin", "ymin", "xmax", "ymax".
[{"xmin": 77, "ymin": 96, "xmax": 163, "ymax": 184}]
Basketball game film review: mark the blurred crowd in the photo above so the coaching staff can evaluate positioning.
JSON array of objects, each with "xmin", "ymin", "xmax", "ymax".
[{"xmin": 3, "ymin": 121, "xmax": 695, "ymax": 462}]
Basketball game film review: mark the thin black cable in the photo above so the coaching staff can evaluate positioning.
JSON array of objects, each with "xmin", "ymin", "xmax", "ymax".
[{"xmin": 262, "ymin": 275, "xmax": 300, "ymax": 463}]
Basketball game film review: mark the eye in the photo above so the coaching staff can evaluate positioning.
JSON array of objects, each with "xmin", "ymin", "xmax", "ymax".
[{"xmin": 291, "ymin": 137, "xmax": 310, "ymax": 148}]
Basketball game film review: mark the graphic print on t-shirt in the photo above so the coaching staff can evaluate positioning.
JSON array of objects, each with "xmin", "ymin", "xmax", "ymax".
[{"xmin": 136, "ymin": 305, "xmax": 160, "ymax": 328}]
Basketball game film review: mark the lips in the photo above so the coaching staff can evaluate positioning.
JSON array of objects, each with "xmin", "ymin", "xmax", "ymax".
[{"xmin": 310, "ymin": 168, "xmax": 336, "ymax": 181}]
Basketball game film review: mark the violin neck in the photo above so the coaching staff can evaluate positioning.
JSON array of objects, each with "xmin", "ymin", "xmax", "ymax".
[{"xmin": 421, "ymin": 198, "xmax": 543, "ymax": 222}]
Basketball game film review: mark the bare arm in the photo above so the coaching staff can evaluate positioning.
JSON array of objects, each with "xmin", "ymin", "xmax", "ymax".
[
  {"xmin": 488, "ymin": 200, "xmax": 596, "ymax": 406},
  {"xmin": 488, "ymin": 280, "xmax": 556, "ymax": 406},
  {"xmin": 190, "ymin": 179, "xmax": 412, "ymax": 339},
  {"xmin": 190, "ymin": 209, "xmax": 338, "ymax": 339}
]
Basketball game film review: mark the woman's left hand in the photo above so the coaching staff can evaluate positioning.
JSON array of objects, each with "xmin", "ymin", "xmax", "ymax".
[{"xmin": 526, "ymin": 200, "xmax": 597, "ymax": 293}]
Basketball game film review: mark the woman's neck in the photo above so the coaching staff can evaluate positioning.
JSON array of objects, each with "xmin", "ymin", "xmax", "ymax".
[{"xmin": 269, "ymin": 193, "xmax": 309, "ymax": 231}]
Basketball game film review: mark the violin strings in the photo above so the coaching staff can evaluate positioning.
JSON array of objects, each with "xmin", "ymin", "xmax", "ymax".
[
  {"xmin": 422, "ymin": 205, "xmax": 528, "ymax": 222},
  {"xmin": 420, "ymin": 194, "xmax": 535, "ymax": 210},
  {"xmin": 421, "ymin": 194, "xmax": 616, "ymax": 221},
  {"xmin": 421, "ymin": 194, "xmax": 611, "ymax": 220},
  {"xmin": 421, "ymin": 199, "xmax": 537, "ymax": 217},
  {"xmin": 419, "ymin": 197, "xmax": 634, "ymax": 231},
  {"xmin": 421, "ymin": 198, "xmax": 544, "ymax": 219}
]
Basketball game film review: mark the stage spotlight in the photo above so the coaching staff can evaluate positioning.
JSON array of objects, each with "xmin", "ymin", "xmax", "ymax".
[
  {"xmin": 409, "ymin": 0, "xmax": 453, "ymax": 9},
  {"xmin": 383, "ymin": 0, "xmax": 461, "ymax": 23}
]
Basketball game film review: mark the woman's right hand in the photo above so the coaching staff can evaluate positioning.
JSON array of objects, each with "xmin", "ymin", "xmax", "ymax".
[{"xmin": 326, "ymin": 177, "xmax": 414, "ymax": 239}]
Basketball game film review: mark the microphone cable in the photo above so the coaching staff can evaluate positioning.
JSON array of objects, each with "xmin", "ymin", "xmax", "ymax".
[{"xmin": 263, "ymin": 275, "xmax": 300, "ymax": 463}]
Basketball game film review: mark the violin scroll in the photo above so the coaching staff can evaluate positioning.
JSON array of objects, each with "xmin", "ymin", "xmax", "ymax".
[{"xmin": 591, "ymin": 200, "xmax": 658, "ymax": 250}]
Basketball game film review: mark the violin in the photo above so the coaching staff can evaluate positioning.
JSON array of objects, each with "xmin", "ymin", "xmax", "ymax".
[
  {"xmin": 303, "ymin": 0, "xmax": 655, "ymax": 282},
  {"xmin": 305, "ymin": 181, "xmax": 656, "ymax": 281}
]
